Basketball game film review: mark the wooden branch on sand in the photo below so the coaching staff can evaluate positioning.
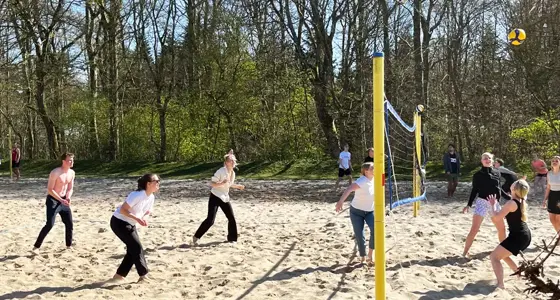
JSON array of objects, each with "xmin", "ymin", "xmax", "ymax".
[{"xmin": 514, "ymin": 234, "xmax": 560, "ymax": 300}]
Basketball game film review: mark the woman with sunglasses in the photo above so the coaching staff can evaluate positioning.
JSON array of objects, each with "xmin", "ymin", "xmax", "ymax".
[
  {"xmin": 109, "ymin": 173, "xmax": 160, "ymax": 283},
  {"xmin": 462, "ymin": 152, "xmax": 507, "ymax": 258},
  {"xmin": 193, "ymin": 150, "xmax": 245, "ymax": 245},
  {"xmin": 543, "ymin": 156, "xmax": 560, "ymax": 234}
]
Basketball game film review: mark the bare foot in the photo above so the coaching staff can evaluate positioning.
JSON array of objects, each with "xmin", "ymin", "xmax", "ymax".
[
  {"xmin": 497, "ymin": 283, "xmax": 505, "ymax": 289},
  {"xmin": 104, "ymin": 275, "xmax": 125, "ymax": 286},
  {"xmin": 463, "ymin": 252, "xmax": 471, "ymax": 259},
  {"xmin": 192, "ymin": 236, "xmax": 199, "ymax": 246},
  {"xmin": 366, "ymin": 259, "xmax": 374, "ymax": 267},
  {"xmin": 137, "ymin": 275, "xmax": 151, "ymax": 283}
]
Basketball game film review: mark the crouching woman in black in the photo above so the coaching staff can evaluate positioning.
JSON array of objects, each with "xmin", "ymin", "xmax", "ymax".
[{"xmin": 488, "ymin": 179, "xmax": 531, "ymax": 289}]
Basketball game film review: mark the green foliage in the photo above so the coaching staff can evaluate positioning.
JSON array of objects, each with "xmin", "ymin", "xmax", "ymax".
[{"xmin": 510, "ymin": 117, "xmax": 560, "ymax": 158}]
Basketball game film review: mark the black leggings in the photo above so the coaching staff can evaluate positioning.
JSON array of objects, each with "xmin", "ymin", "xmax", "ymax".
[
  {"xmin": 194, "ymin": 193, "xmax": 238, "ymax": 242},
  {"xmin": 110, "ymin": 216, "xmax": 148, "ymax": 277},
  {"xmin": 34, "ymin": 195, "xmax": 73, "ymax": 248}
]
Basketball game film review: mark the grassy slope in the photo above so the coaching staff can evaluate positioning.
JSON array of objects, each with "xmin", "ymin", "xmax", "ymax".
[{"xmin": 0, "ymin": 158, "xmax": 537, "ymax": 181}]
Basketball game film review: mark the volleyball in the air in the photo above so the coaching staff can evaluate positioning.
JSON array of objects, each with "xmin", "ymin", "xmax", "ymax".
[{"xmin": 508, "ymin": 28, "xmax": 526, "ymax": 46}]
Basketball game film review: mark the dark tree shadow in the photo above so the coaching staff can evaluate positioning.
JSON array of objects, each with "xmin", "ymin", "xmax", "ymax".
[
  {"xmin": 387, "ymin": 251, "xmax": 492, "ymax": 271},
  {"xmin": 108, "ymin": 241, "xmax": 226, "ymax": 259},
  {"xmin": 235, "ymin": 242, "xmax": 296, "ymax": 300},
  {"xmin": 414, "ymin": 280, "xmax": 498, "ymax": 300},
  {"xmin": 0, "ymin": 254, "xmax": 34, "ymax": 263},
  {"xmin": 0, "ymin": 281, "xmax": 119, "ymax": 300},
  {"xmin": 327, "ymin": 244, "xmax": 359, "ymax": 300}
]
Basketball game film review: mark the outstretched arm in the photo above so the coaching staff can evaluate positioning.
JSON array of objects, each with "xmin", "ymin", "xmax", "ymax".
[
  {"xmin": 336, "ymin": 183, "xmax": 360, "ymax": 212},
  {"xmin": 231, "ymin": 183, "xmax": 245, "ymax": 190},
  {"xmin": 488, "ymin": 195, "xmax": 515, "ymax": 219}
]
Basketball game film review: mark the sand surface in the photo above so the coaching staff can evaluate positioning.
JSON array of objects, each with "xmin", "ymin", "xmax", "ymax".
[{"xmin": 0, "ymin": 178, "xmax": 558, "ymax": 300}]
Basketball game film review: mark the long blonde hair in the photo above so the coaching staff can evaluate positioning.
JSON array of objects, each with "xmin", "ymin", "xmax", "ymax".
[
  {"xmin": 511, "ymin": 179, "xmax": 529, "ymax": 222},
  {"xmin": 552, "ymin": 156, "xmax": 560, "ymax": 172}
]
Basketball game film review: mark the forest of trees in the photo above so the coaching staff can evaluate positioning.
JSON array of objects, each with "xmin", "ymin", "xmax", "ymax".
[{"xmin": 0, "ymin": 0, "xmax": 558, "ymax": 164}]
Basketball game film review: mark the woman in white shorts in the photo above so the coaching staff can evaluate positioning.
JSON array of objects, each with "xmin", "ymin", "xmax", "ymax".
[{"xmin": 462, "ymin": 152, "xmax": 507, "ymax": 258}]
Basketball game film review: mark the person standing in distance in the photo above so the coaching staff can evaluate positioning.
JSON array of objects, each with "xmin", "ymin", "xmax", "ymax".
[
  {"xmin": 531, "ymin": 155, "xmax": 548, "ymax": 195},
  {"xmin": 443, "ymin": 144, "xmax": 461, "ymax": 197},
  {"xmin": 335, "ymin": 144, "xmax": 353, "ymax": 190},
  {"xmin": 33, "ymin": 153, "xmax": 76, "ymax": 251},
  {"xmin": 12, "ymin": 142, "xmax": 21, "ymax": 181}
]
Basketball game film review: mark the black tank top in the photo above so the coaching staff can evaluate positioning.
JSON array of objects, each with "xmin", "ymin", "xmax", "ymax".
[{"xmin": 506, "ymin": 199, "xmax": 529, "ymax": 234}]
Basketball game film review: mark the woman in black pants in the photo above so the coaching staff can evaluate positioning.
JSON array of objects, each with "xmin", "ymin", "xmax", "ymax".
[
  {"xmin": 109, "ymin": 173, "xmax": 160, "ymax": 283},
  {"xmin": 193, "ymin": 150, "xmax": 245, "ymax": 245}
]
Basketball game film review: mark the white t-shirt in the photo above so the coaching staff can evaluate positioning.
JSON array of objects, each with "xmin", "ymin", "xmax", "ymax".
[
  {"xmin": 351, "ymin": 176, "xmax": 374, "ymax": 212},
  {"xmin": 211, "ymin": 166, "xmax": 235, "ymax": 202},
  {"xmin": 339, "ymin": 151, "xmax": 351, "ymax": 169},
  {"xmin": 549, "ymin": 171, "xmax": 560, "ymax": 191},
  {"xmin": 113, "ymin": 190, "xmax": 155, "ymax": 225}
]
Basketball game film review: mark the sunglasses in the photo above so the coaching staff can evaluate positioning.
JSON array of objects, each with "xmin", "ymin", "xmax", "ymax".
[{"xmin": 150, "ymin": 179, "xmax": 160, "ymax": 183}]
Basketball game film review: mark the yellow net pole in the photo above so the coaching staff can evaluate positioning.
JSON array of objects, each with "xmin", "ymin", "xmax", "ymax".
[
  {"xmin": 413, "ymin": 106, "xmax": 424, "ymax": 216},
  {"xmin": 8, "ymin": 126, "xmax": 12, "ymax": 179},
  {"xmin": 373, "ymin": 52, "xmax": 386, "ymax": 300},
  {"xmin": 413, "ymin": 118, "xmax": 418, "ymax": 217}
]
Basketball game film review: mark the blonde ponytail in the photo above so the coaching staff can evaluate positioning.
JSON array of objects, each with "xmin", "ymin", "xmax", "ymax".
[
  {"xmin": 511, "ymin": 179, "xmax": 530, "ymax": 222},
  {"xmin": 520, "ymin": 199, "xmax": 528, "ymax": 222}
]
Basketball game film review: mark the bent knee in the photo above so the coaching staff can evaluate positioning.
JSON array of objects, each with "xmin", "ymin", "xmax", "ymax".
[{"xmin": 491, "ymin": 216, "xmax": 504, "ymax": 224}]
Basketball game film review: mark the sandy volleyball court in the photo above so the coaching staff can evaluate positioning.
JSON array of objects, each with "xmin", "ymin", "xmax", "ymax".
[{"xmin": 0, "ymin": 178, "xmax": 558, "ymax": 299}]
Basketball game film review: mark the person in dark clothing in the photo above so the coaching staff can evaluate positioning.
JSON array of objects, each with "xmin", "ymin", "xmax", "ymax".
[
  {"xmin": 108, "ymin": 174, "xmax": 160, "ymax": 284},
  {"xmin": 443, "ymin": 144, "xmax": 461, "ymax": 197},
  {"xmin": 488, "ymin": 179, "xmax": 531, "ymax": 289},
  {"xmin": 364, "ymin": 148, "xmax": 374, "ymax": 163},
  {"xmin": 462, "ymin": 152, "xmax": 507, "ymax": 258},
  {"xmin": 494, "ymin": 158, "xmax": 526, "ymax": 200},
  {"xmin": 193, "ymin": 150, "xmax": 245, "ymax": 245}
]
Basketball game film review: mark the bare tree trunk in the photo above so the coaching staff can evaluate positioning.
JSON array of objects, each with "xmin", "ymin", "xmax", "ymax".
[
  {"xmin": 21, "ymin": 37, "xmax": 36, "ymax": 159},
  {"xmin": 35, "ymin": 58, "xmax": 60, "ymax": 158},
  {"xmin": 271, "ymin": 0, "xmax": 342, "ymax": 157},
  {"xmin": 9, "ymin": 0, "xmax": 82, "ymax": 159},
  {"xmin": 102, "ymin": 0, "xmax": 122, "ymax": 160},
  {"xmin": 413, "ymin": 0, "xmax": 425, "ymax": 107},
  {"xmin": 85, "ymin": 0, "xmax": 101, "ymax": 158}
]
